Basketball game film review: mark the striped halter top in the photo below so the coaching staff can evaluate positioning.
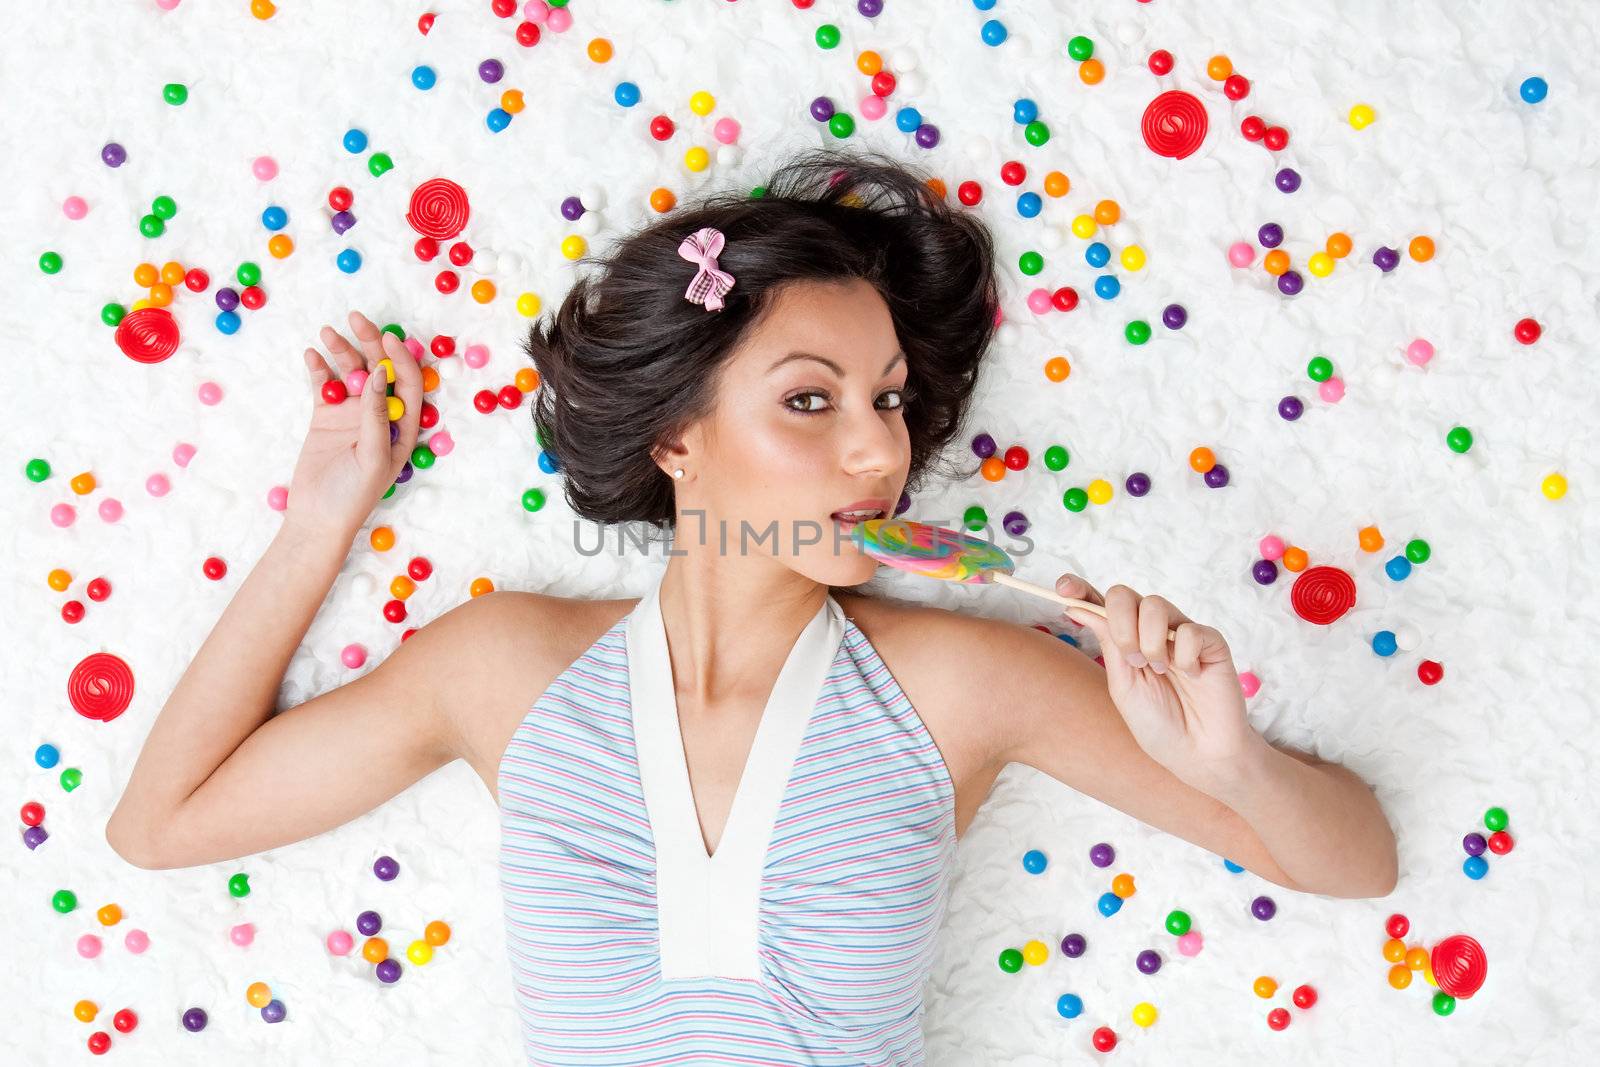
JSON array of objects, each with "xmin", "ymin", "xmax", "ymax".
[{"xmin": 496, "ymin": 571, "xmax": 958, "ymax": 1065}]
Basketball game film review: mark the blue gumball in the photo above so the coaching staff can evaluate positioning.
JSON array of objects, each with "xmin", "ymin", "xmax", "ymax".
[
  {"xmin": 538, "ymin": 449, "xmax": 560, "ymax": 474},
  {"xmin": 1371, "ymin": 630, "xmax": 1398, "ymax": 657},
  {"xmin": 1094, "ymin": 274, "xmax": 1120, "ymax": 300},
  {"xmin": 260, "ymin": 205, "xmax": 288, "ymax": 231},
  {"xmin": 1085, "ymin": 242, "xmax": 1110, "ymax": 268},
  {"xmin": 215, "ymin": 310, "xmax": 241, "ymax": 335},
  {"xmin": 1022, "ymin": 849, "xmax": 1048, "ymax": 874},
  {"xmin": 1097, "ymin": 891, "xmax": 1122, "ymax": 917},
  {"xmin": 342, "ymin": 128, "xmax": 368, "ymax": 154},
  {"xmin": 411, "ymin": 65, "xmax": 437, "ymax": 91},
  {"xmin": 980, "ymin": 19, "xmax": 1007, "ymax": 46},
  {"xmin": 613, "ymin": 81, "xmax": 641, "ymax": 108},
  {"xmin": 1013, "ymin": 98, "xmax": 1039, "ymax": 125},
  {"xmin": 1057, "ymin": 993, "xmax": 1083, "ymax": 1019},
  {"xmin": 1016, "ymin": 192, "xmax": 1041, "ymax": 219},
  {"xmin": 1223, "ymin": 858, "xmax": 1244, "ymax": 873},
  {"xmin": 895, "ymin": 107, "xmax": 922, "ymax": 133},
  {"xmin": 35, "ymin": 744, "xmax": 60, "ymax": 769},
  {"xmin": 1463, "ymin": 855, "xmax": 1488, "ymax": 880},
  {"xmin": 486, "ymin": 107, "xmax": 512, "ymax": 132},
  {"xmin": 1519, "ymin": 76, "xmax": 1547, "ymax": 104},
  {"xmin": 336, "ymin": 249, "xmax": 362, "ymax": 274},
  {"xmin": 1385, "ymin": 556, "xmax": 1412, "ymax": 581}
]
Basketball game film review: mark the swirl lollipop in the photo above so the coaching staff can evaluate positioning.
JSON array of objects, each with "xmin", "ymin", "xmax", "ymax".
[{"xmin": 852, "ymin": 518, "xmax": 1177, "ymax": 642}]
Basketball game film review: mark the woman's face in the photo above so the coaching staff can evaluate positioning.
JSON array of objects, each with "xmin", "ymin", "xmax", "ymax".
[{"xmin": 664, "ymin": 277, "xmax": 912, "ymax": 586}]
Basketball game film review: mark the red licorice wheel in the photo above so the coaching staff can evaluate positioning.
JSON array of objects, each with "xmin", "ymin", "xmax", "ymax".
[
  {"xmin": 1290, "ymin": 565, "xmax": 1356, "ymax": 625},
  {"xmin": 406, "ymin": 178, "xmax": 471, "ymax": 241},
  {"xmin": 68, "ymin": 652, "xmax": 135, "ymax": 723},
  {"xmin": 1431, "ymin": 934, "xmax": 1488, "ymax": 999},
  {"xmin": 115, "ymin": 307, "xmax": 181, "ymax": 364},
  {"xmin": 1142, "ymin": 90, "xmax": 1209, "ymax": 159}
]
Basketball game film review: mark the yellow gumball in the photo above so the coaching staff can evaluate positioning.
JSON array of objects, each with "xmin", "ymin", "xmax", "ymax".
[
  {"xmin": 377, "ymin": 356, "xmax": 395, "ymax": 384},
  {"xmin": 1132, "ymin": 1002, "xmax": 1158, "ymax": 1028},
  {"xmin": 131, "ymin": 298, "xmax": 153, "ymax": 312},
  {"xmin": 246, "ymin": 981, "xmax": 272, "ymax": 1008},
  {"xmin": 689, "ymin": 91, "xmax": 716, "ymax": 116},
  {"xmin": 1307, "ymin": 251, "xmax": 1335, "ymax": 278},
  {"xmin": 684, "ymin": 146, "xmax": 710, "ymax": 172},
  {"xmin": 407, "ymin": 940, "xmax": 434, "ymax": 966},
  {"xmin": 1349, "ymin": 104, "xmax": 1376, "ymax": 129},
  {"xmin": 1120, "ymin": 245, "xmax": 1146, "ymax": 272},
  {"xmin": 560, "ymin": 235, "xmax": 588, "ymax": 261},
  {"xmin": 1022, "ymin": 940, "xmax": 1049, "ymax": 966},
  {"xmin": 1086, "ymin": 479, "xmax": 1113, "ymax": 505},
  {"xmin": 386, "ymin": 396, "xmax": 405, "ymax": 422},
  {"xmin": 516, "ymin": 292, "xmax": 542, "ymax": 318},
  {"xmin": 1542, "ymin": 473, "xmax": 1567, "ymax": 500},
  {"xmin": 1070, "ymin": 214, "xmax": 1097, "ymax": 239}
]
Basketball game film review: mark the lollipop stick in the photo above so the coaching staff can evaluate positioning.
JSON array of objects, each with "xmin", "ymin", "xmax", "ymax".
[{"xmin": 991, "ymin": 573, "xmax": 1180, "ymax": 644}]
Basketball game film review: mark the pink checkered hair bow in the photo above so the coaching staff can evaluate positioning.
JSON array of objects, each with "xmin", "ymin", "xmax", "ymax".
[{"xmin": 677, "ymin": 226, "xmax": 736, "ymax": 311}]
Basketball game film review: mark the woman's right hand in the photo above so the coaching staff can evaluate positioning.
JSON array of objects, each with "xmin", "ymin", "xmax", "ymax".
[{"xmin": 284, "ymin": 310, "xmax": 424, "ymax": 540}]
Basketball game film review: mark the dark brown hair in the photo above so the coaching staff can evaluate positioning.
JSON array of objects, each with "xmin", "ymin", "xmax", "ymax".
[{"xmin": 521, "ymin": 146, "xmax": 1000, "ymax": 530}]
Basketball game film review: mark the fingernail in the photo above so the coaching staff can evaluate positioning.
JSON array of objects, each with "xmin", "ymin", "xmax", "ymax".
[
  {"xmin": 1150, "ymin": 661, "xmax": 1167, "ymax": 674},
  {"xmin": 1126, "ymin": 652, "xmax": 1146, "ymax": 668}
]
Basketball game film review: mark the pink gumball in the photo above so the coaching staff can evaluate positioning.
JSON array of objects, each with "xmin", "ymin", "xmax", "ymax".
[
  {"xmin": 341, "ymin": 643, "xmax": 368, "ymax": 669},
  {"xmin": 1258, "ymin": 535, "xmax": 1286, "ymax": 561},
  {"xmin": 251, "ymin": 155, "xmax": 279, "ymax": 181},
  {"xmin": 77, "ymin": 934, "xmax": 103, "ymax": 959},
  {"xmin": 428, "ymin": 430, "xmax": 455, "ymax": 457},
  {"xmin": 327, "ymin": 930, "xmax": 355, "ymax": 956},
  {"xmin": 523, "ymin": 1, "xmax": 550, "ymax": 23},
  {"xmin": 146, "ymin": 473, "xmax": 172, "ymax": 496},
  {"xmin": 1405, "ymin": 339, "xmax": 1434, "ymax": 366},
  {"xmin": 156, "ymin": 0, "xmax": 182, "ymax": 9},
  {"xmin": 173, "ymin": 442, "xmax": 196, "ymax": 467},
  {"xmin": 463, "ymin": 344, "xmax": 490, "ymax": 369},
  {"xmin": 98, "ymin": 498, "xmax": 124, "ymax": 523},
  {"xmin": 546, "ymin": 7, "xmax": 571, "ymax": 31},
  {"xmin": 1228, "ymin": 242, "xmax": 1255, "ymax": 268},
  {"xmin": 404, "ymin": 337, "xmax": 425, "ymax": 359},
  {"xmin": 860, "ymin": 94, "xmax": 887, "ymax": 121},
  {"xmin": 198, "ymin": 381, "xmax": 224, "ymax": 405},
  {"xmin": 230, "ymin": 923, "xmax": 255, "ymax": 947},
  {"xmin": 1239, "ymin": 670, "xmax": 1261, "ymax": 698},
  {"xmin": 347, "ymin": 369, "xmax": 370, "ymax": 394},
  {"xmin": 1026, "ymin": 288, "xmax": 1054, "ymax": 314},
  {"xmin": 1176, "ymin": 931, "xmax": 1204, "ymax": 956},
  {"xmin": 713, "ymin": 118, "xmax": 741, "ymax": 145},
  {"xmin": 267, "ymin": 486, "xmax": 289, "ymax": 511},
  {"xmin": 124, "ymin": 929, "xmax": 150, "ymax": 954},
  {"xmin": 1317, "ymin": 376, "xmax": 1345, "ymax": 403},
  {"xmin": 51, "ymin": 503, "xmax": 76, "ymax": 528},
  {"xmin": 63, "ymin": 196, "xmax": 89, "ymax": 220}
]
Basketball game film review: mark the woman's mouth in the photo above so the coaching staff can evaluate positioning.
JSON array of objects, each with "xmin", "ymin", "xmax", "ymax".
[{"xmin": 831, "ymin": 502, "xmax": 890, "ymax": 529}]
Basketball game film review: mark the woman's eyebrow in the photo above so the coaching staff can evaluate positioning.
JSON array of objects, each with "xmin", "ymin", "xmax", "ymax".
[{"xmin": 768, "ymin": 350, "xmax": 905, "ymax": 376}]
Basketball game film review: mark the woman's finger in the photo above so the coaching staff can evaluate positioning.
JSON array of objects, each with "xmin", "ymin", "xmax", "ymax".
[
  {"xmin": 320, "ymin": 324, "xmax": 366, "ymax": 378},
  {"xmin": 1138, "ymin": 595, "xmax": 1179, "ymax": 670},
  {"xmin": 303, "ymin": 348, "xmax": 332, "ymax": 389},
  {"xmin": 380, "ymin": 331, "xmax": 423, "ymax": 459},
  {"xmin": 1104, "ymin": 584, "xmax": 1143, "ymax": 665},
  {"xmin": 348, "ymin": 310, "xmax": 387, "ymax": 369},
  {"xmin": 1171, "ymin": 622, "xmax": 1206, "ymax": 677}
]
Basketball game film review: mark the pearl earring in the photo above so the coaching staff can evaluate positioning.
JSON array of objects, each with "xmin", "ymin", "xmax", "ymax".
[{"xmin": 672, "ymin": 468, "xmax": 685, "ymax": 479}]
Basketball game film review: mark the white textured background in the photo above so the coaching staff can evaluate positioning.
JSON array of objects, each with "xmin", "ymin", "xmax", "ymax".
[{"xmin": 3, "ymin": 1, "xmax": 1597, "ymax": 1064}]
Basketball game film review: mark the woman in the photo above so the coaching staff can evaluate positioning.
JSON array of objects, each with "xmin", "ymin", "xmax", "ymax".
[{"xmin": 108, "ymin": 148, "xmax": 1396, "ymax": 1064}]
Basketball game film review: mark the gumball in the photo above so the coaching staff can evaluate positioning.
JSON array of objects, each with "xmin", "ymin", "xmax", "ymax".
[
  {"xmin": 75, "ymin": 999, "xmax": 98, "ymax": 1022},
  {"xmin": 113, "ymin": 1008, "xmax": 138, "ymax": 1033},
  {"xmin": 1408, "ymin": 236, "xmax": 1435, "ymax": 262},
  {"xmin": 1386, "ymin": 913, "xmax": 1410, "ymax": 939},
  {"xmin": 230, "ymin": 922, "xmax": 256, "ymax": 946},
  {"xmin": 1228, "ymin": 242, "xmax": 1255, "ymax": 267},
  {"xmin": 1417, "ymin": 660, "xmax": 1444, "ymax": 685},
  {"xmin": 1263, "ymin": 126, "xmax": 1288, "ymax": 151},
  {"xmin": 1060, "ymin": 932, "xmax": 1086, "ymax": 958},
  {"xmin": 1148, "ymin": 49, "xmax": 1174, "ymax": 75},
  {"xmin": 1092, "ymin": 1027, "xmax": 1117, "ymax": 1052},
  {"xmin": 78, "ymin": 934, "xmax": 103, "ymax": 958},
  {"xmin": 1131, "ymin": 1002, "xmax": 1157, "ymax": 1028},
  {"xmin": 1241, "ymin": 115, "xmax": 1266, "ymax": 141},
  {"xmin": 1514, "ymin": 317, "xmax": 1541, "ymax": 344},
  {"xmin": 1542, "ymin": 473, "xmax": 1568, "ymax": 499},
  {"xmin": 424, "ymin": 920, "xmax": 452, "ymax": 947},
  {"xmin": 1058, "ymin": 993, "xmax": 1084, "ymax": 1019},
  {"xmin": 1164, "ymin": 910, "xmax": 1191, "ymax": 936},
  {"xmin": 1097, "ymin": 892, "xmax": 1123, "ymax": 917},
  {"xmin": 228, "ymin": 872, "xmax": 251, "ymax": 897},
  {"xmin": 1463, "ymin": 832, "xmax": 1487, "ymax": 856},
  {"xmin": 327, "ymin": 930, "xmax": 355, "ymax": 956},
  {"xmin": 1176, "ymin": 932, "xmax": 1203, "ymax": 956},
  {"xmin": 124, "ymin": 929, "xmax": 149, "ymax": 953},
  {"xmin": 1406, "ymin": 339, "xmax": 1435, "ymax": 366},
  {"xmin": 88, "ymin": 1032, "xmax": 111, "ymax": 1054},
  {"xmin": 1111, "ymin": 873, "xmax": 1136, "ymax": 898},
  {"xmin": 1206, "ymin": 55, "xmax": 1233, "ymax": 80},
  {"xmin": 1022, "ymin": 940, "xmax": 1049, "ymax": 966},
  {"xmin": 1224, "ymin": 74, "xmax": 1250, "ymax": 100},
  {"xmin": 1022, "ymin": 849, "xmax": 1048, "ymax": 874},
  {"xmin": 1487, "ymin": 830, "xmax": 1514, "ymax": 855},
  {"xmin": 1349, "ymin": 103, "xmax": 1376, "ymax": 129},
  {"xmin": 262, "ymin": 999, "xmax": 288, "ymax": 1022},
  {"xmin": 997, "ymin": 947, "xmax": 1023, "ymax": 973},
  {"xmin": 1136, "ymin": 950, "xmax": 1162, "ymax": 974},
  {"xmin": 182, "ymin": 1007, "xmax": 208, "ymax": 1032},
  {"xmin": 1251, "ymin": 895, "xmax": 1276, "ymax": 921},
  {"xmin": 1253, "ymin": 975, "xmax": 1278, "ymax": 998},
  {"xmin": 1484, "ymin": 806, "xmax": 1509, "ymax": 831},
  {"xmin": 1388, "ymin": 963, "xmax": 1413, "ymax": 989},
  {"xmin": 1463, "ymin": 855, "xmax": 1488, "ymax": 879},
  {"xmin": 1267, "ymin": 1008, "xmax": 1291, "ymax": 1031},
  {"xmin": 1433, "ymin": 992, "xmax": 1456, "ymax": 1016}
]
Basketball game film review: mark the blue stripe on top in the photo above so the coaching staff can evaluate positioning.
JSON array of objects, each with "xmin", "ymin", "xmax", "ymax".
[{"xmin": 496, "ymin": 600, "xmax": 957, "ymax": 1065}]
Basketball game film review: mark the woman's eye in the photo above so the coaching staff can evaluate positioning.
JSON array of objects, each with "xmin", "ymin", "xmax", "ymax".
[
  {"xmin": 784, "ymin": 388, "xmax": 911, "ymax": 415},
  {"xmin": 786, "ymin": 390, "xmax": 830, "ymax": 413},
  {"xmin": 878, "ymin": 389, "xmax": 906, "ymax": 410}
]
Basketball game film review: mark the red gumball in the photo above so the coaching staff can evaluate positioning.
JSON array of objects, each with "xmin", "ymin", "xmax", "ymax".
[
  {"xmin": 1052, "ymin": 286, "xmax": 1080, "ymax": 312},
  {"xmin": 417, "ymin": 11, "xmax": 434, "ymax": 34},
  {"xmin": 1240, "ymin": 116, "xmax": 1266, "ymax": 141},
  {"xmin": 1263, "ymin": 126, "xmax": 1289, "ymax": 151},
  {"xmin": 1003, "ymin": 445, "xmax": 1029, "ymax": 471},
  {"xmin": 430, "ymin": 334, "xmax": 456, "ymax": 358},
  {"xmin": 88, "ymin": 1032, "xmax": 111, "ymax": 1055},
  {"xmin": 183, "ymin": 268, "xmax": 210, "ymax": 293},
  {"xmin": 414, "ymin": 236, "xmax": 440, "ymax": 262},
  {"xmin": 383, "ymin": 599, "xmax": 407, "ymax": 624},
  {"xmin": 516, "ymin": 20, "xmax": 540, "ymax": 47},
  {"xmin": 870, "ymin": 71, "xmax": 896, "ymax": 97},
  {"xmin": 1267, "ymin": 1008, "xmax": 1291, "ymax": 1030},
  {"xmin": 86, "ymin": 577, "xmax": 111, "ymax": 601},
  {"xmin": 649, "ymin": 115, "xmax": 675, "ymax": 141},
  {"xmin": 240, "ymin": 285, "xmax": 266, "ymax": 310},
  {"xmin": 435, "ymin": 270, "xmax": 460, "ymax": 294},
  {"xmin": 418, "ymin": 401, "xmax": 440, "ymax": 429},
  {"xmin": 999, "ymin": 160, "xmax": 1026, "ymax": 186},
  {"xmin": 1386, "ymin": 913, "xmax": 1410, "ymax": 939},
  {"xmin": 1417, "ymin": 659, "xmax": 1444, "ymax": 685},
  {"xmin": 113, "ymin": 1008, "xmax": 138, "ymax": 1033},
  {"xmin": 491, "ymin": 0, "xmax": 515, "ymax": 16},
  {"xmin": 1292, "ymin": 984, "xmax": 1317, "ymax": 1009},
  {"xmin": 202, "ymin": 556, "xmax": 227, "ymax": 581},
  {"xmin": 407, "ymin": 556, "xmax": 433, "ymax": 582},
  {"xmin": 1148, "ymin": 49, "xmax": 1174, "ymax": 76},
  {"xmin": 1223, "ymin": 74, "xmax": 1251, "ymax": 100},
  {"xmin": 1487, "ymin": 830, "xmax": 1514, "ymax": 855},
  {"xmin": 20, "ymin": 801, "xmax": 44, "ymax": 826},
  {"xmin": 61, "ymin": 600, "xmax": 86, "ymax": 624},
  {"xmin": 497, "ymin": 384, "xmax": 524, "ymax": 409},
  {"xmin": 1092, "ymin": 1026, "xmax": 1117, "ymax": 1052},
  {"xmin": 321, "ymin": 379, "xmax": 349, "ymax": 405},
  {"xmin": 448, "ymin": 241, "xmax": 474, "ymax": 266},
  {"xmin": 473, "ymin": 388, "xmax": 499, "ymax": 414},
  {"xmin": 957, "ymin": 180, "xmax": 982, "ymax": 206},
  {"xmin": 400, "ymin": 627, "xmax": 418, "ymax": 642},
  {"xmin": 1513, "ymin": 317, "xmax": 1541, "ymax": 345},
  {"xmin": 328, "ymin": 186, "xmax": 354, "ymax": 212}
]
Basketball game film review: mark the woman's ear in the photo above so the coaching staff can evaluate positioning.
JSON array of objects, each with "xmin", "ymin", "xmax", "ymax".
[{"xmin": 652, "ymin": 438, "xmax": 690, "ymax": 479}]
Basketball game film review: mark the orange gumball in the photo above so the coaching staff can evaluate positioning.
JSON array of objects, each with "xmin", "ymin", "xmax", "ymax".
[
  {"xmin": 1207, "ymin": 55, "xmax": 1233, "ymax": 81},
  {"xmin": 1111, "ymin": 873, "xmax": 1137, "ymax": 898},
  {"xmin": 370, "ymin": 526, "xmax": 396, "ymax": 552},
  {"xmin": 48, "ymin": 568, "xmax": 72, "ymax": 592},
  {"xmin": 1253, "ymin": 976, "xmax": 1278, "ymax": 999},
  {"xmin": 251, "ymin": 0, "xmax": 276, "ymax": 20},
  {"xmin": 1093, "ymin": 199, "xmax": 1121, "ymax": 225},
  {"xmin": 390, "ymin": 575, "xmax": 417, "ymax": 601},
  {"xmin": 1188, "ymin": 447, "xmax": 1216, "ymax": 474},
  {"xmin": 70, "ymin": 472, "xmax": 97, "ymax": 495},
  {"xmin": 1043, "ymin": 171, "xmax": 1070, "ymax": 197},
  {"xmin": 1263, "ymin": 249, "xmax": 1290, "ymax": 276},
  {"xmin": 1326, "ymin": 232, "xmax": 1353, "ymax": 259},
  {"xmin": 1408, "ymin": 236, "xmax": 1435, "ymax": 262},
  {"xmin": 1044, "ymin": 356, "xmax": 1071, "ymax": 382},
  {"xmin": 246, "ymin": 982, "xmax": 272, "ymax": 1008},
  {"xmin": 471, "ymin": 279, "xmax": 497, "ymax": 304},
  {"xmin": 421, "ymin": 366, "xmax": 441, "ymax": 393},
  {"xmin": 1358, "ymin": 525, "xmax": 1385, "ymax": 552},
  {"xmin": 362, "ymin": 937, "xmax": 388, "ymax": 964},
  {"xmin": 980, "ymin": 456, "xmax": 1007, "ymax": 482},
  {"xmin": 1280, "ymin": 546, "xmax": 1308, "ymax": 572},
  {"xmin": 514, "ymin": 367, "xmax": 541, "ymax": 392},
  {"xmin": 856, "ymin": 50, "xmax": 883, "ymax": 76},
  {"xmin": 424, "ymin": 920, "xmax": 452, "ymax": 946},
  {"xmin": 1388, "ymin": 964, "xmax": 1412, "ymax": 990},
  {"xmin": 160, "ymin": 261, "xmax": 186, "ymax": 286},
  {"xmin": 1079, "ymin": 58, "xmax": 1105, "ymax": 85},
  {"xmin": 133, "ymin": 263, "xmax": 159, "ymax": 288},
  {"xmin": 501, "ymin": 89, "xmax": 525, "ymax": 114},
  {"xmin": 586, "ymin": 38, "xmax": 613, "ymax": 63},
  {"xmin": 470, "ymin": 577, "xmax": 496, "ymax": 597},
  {"xmin": 74, "ymin": 999, "xmax": 99, "ymax": 1022},
  {"xmin": 1405, "ymin": 946, "xmax": 1430, "ymax": 971},
  {"xmin": 267, "ymin": 234, "xmax": 294, "ymax": 259},
  {"xmin": 97, "ymin": 904, "xmax": 123, "ymax": 926},
  {"xmin": 148, "ymin": 282, "xmax": 174, "ymax": 307},
  {"xmin": 925, "ymin": 177, "xmax": 948, "ymax": 201},
  {"xmin": 1382, "ymin": 937, "xmax": 1407, "ymax": 963},
  {"xmin": 649, "ymin": 187, "xmax": 677, "ymax": 214}
]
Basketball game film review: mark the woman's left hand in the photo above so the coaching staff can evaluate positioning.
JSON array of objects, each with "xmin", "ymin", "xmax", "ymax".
[{"xmin": 1056, "ymin": 574, "xmax": 1262, "ymax": 785}]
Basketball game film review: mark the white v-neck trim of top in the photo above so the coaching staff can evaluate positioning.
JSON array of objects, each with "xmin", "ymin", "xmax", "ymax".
[{"xmin": 626, "ymin": 571, "xmax": 846, "ymax": 981}]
